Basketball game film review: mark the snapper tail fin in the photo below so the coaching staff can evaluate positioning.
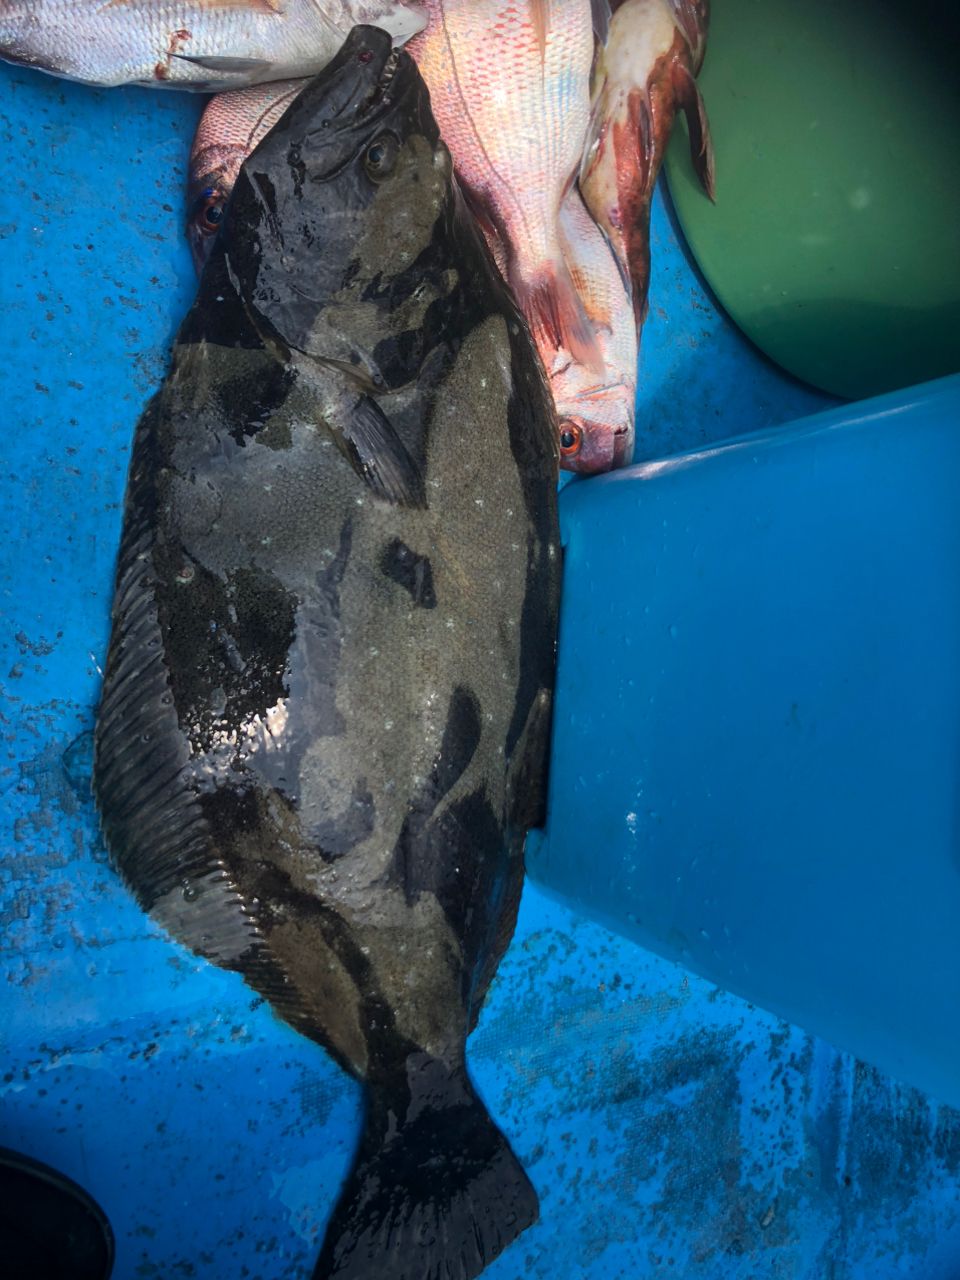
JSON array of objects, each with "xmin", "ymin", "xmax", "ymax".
[
  {"xmin": 313, "ymin": 1054, "xmax": 538, "ymax": 1280},
  {"xmin": 512, "ymin": 255, "xmax": 605, "ymax": 374}
]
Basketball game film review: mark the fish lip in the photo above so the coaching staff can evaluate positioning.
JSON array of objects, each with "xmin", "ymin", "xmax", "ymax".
[
  {"xmin": 611, "ymin": 427, "xmax": 631, "ymax": 468},
  {"xmin": 354, "ymin": 44, "xmax": 415, "ymax": 123},
  {"xmin": 291, "ymin": 31, "xmax": 415, "ymax": 144}
]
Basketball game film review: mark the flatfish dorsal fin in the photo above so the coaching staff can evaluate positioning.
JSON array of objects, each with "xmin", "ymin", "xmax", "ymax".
[{"xmin": 95, "ymin": 523, "xmax": 260, "ymax": 969}]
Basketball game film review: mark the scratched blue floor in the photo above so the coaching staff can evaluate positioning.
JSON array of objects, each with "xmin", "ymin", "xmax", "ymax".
[{"xmin": 1, "ymin": 62, "xmax": 958, "ymax": 1280}]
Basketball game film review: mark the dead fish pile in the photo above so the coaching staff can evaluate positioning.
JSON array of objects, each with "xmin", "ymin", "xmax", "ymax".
[
  {"xmin": 94, "ymin": 26, "xmax": 560, "ymax": 1280},
  {"xmin": 5, "ymin": 8, "xmax": 716, "ymax": 1277},
  {"xmin": 1, "ymin": 0, "xmax": 714, "ymax": 474},
  {"xmin": 187, "ymin": 0, "xmax": 714, "ymax": 471}
]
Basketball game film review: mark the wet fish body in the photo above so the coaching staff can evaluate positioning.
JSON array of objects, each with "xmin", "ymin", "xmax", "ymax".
[
  {"xmin": 553, "ymin": 187, "xmax": 637, "ymax": 471},
  {"xmin": 187, "ymin": 77, "xmax": 307, "ymax": 270},
  {"xmin": 94, "ymin": 27, "xmax": 559, "ymax": 1280},
  {"xmin": 580, "ymin": 0, "xmax": 714, "ymax": 324},
  {"xmin": 0, "ymin": 0, "xmax": 426, "ymax": 89},
  {"xmin": 407, "ymin": 0, "xmax": 600, "ymax": 369}
]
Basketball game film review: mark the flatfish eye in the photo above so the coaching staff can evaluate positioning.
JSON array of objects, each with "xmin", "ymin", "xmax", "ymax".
[
  {"xmin": 194, "ymin": 188, "xmax": 226, "ymax": 236},
  {"xmin": 363, "ymin": 135, "xmax": 399, "ymax": 183},
  {"xmin": 559, "ymin": 419, "xmax": 583, "ymax": 457}
]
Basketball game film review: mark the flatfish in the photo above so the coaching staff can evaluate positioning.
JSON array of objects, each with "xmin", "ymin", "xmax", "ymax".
[{"xmin": 94, "ymin": 26, "xmax": 560, "ymax": 1280}]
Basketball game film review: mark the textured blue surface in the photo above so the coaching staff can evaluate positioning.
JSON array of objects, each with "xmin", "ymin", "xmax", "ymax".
[
  {"xmin": 532, "ymin": 375, "xmax": 960, "ymax": 1111},
  {"xmin": 2, "ymin": 59, "xmax": 959, "ymax": 1280}
]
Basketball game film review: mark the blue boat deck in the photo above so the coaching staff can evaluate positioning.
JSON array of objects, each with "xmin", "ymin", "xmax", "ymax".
[{"xmin": 1, "ymin": 62, "xmax": 958, "ymax": 1280}]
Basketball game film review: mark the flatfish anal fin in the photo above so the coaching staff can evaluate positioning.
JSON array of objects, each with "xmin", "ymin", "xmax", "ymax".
[
  {"xmin": 94, "ymin": 525, "xmax": 261, "ymax": 969},
  {"xmin": 326, "ymin": 392, "xmax": 426, "ymax": 509},
  {"xmin": 505, "ymin": 686, "xmax": 554, "ymax": 833}
]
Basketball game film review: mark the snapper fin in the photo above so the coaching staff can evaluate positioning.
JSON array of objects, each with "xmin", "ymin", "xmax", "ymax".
[
  {"xmin": 513, "ymin": 257, "xmax": 604, "ymax": 374},
  {"xmin": 674, "ymin": 63, "xmax": 716, "ymax": 200},
  {"xmin": 326, "ymin": 393, "xmax": 426, "ymax": 509},
  {"xmin": 313, "ymin": 1055, "xmax": 538, "ymax": 1280},
  {"xmin": 173, "ymin": 54, "xmax": 275, "ymax": 74},
  {"xmin": 591, "ymin": 0, "xmax": 612, "ymax": 45},
  {"xmin": 578, "ymin": 89, "xmax": 606, "ymax": 191},
  {"xmin": 667, "ymin": 0, "xmax": 710, "ymax": 71}
]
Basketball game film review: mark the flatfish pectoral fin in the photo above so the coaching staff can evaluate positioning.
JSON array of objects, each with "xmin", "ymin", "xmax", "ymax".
[
  {"xmin": 313, "ymin": 1054, "xmax": 538, "ymax": 1280},
  {"xmin": 322, "ymin": 391, "xmax": 425, "ymax": 509}
]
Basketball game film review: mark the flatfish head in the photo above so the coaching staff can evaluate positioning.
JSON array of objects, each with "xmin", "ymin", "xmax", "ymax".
[{"xmin": 95, "ymin": 25, "xmax": 560, "ymax": 1280}]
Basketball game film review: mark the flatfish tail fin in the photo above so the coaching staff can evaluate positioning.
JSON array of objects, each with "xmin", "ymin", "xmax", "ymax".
[{"xmin": 313, "ymin": 1055, "xmax": 538, "ymax": 1280}]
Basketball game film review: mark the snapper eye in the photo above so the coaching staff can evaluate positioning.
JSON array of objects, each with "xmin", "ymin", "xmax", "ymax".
[
  {"xmin": 559, "ymin": 420, "xmax": 583, "ymax": 457},
  {"xmin": 363, "ymin": 135, "xmax": 399, "ymax": 183},
  {"xmin": 194, "ymin": 187, "xmax": 226, "ymax": 236}
]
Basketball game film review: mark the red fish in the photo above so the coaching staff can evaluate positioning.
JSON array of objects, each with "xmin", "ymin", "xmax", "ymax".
[
  {"xmin": 580, "ymin": 0, "xmax": 715, "ymax": 326},
  {"xmin": 407, "ymin": 0, "xmax": 602, "ymax": 371},
  {"xmin": 187, "ymin": 78, "xmax": 306, "ymax": 272},
  {"xmin": 552, "ymin": 187, "xmax": 637, "ymax": 472}
]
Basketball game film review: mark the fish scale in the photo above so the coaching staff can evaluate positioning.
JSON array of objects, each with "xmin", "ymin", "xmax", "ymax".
[{"xmin": 407, "ymin": 0, "xmax": 600, "ymax": 369}]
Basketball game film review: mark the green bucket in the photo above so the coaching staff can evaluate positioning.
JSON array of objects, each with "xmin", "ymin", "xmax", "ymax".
[{"xmin": 665, "ymin": 0, "xmax": 960, "ymax": 400}]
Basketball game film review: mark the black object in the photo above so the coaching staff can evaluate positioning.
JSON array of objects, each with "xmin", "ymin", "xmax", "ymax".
[{"xmin": 0, "ymin": 1147, "xmax": 114, "ymax": 1280}]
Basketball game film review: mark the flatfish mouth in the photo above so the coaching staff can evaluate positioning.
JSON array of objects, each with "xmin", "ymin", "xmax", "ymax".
[{"xmin": 94, "ymin": 24, "xmax": 560, "ymax": 1280}]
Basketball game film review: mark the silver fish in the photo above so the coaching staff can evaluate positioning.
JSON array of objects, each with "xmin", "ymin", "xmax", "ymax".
[
  {"xmin": 0, "ymin": 0, "xmax": 426, "ymax": 90},
  {"xmin": 94, "ymin": 26, "xmax": 560, "ymax": 1280}
]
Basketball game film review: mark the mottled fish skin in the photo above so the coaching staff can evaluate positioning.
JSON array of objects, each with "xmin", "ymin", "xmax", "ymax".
[
  {"xmin": 552, "ymin": 186, "xmax": 637, "ymax": 472},
  {"xmin": 0, "ymin": 0, "xmax": 426, "ymax": 90},
  {"xmin": 94, "ymin": 26, "xmax": 559, "ymax": 1280},
  {"xmin": 580, "ymin": 0, "xmax": 714, "ymax": 326}
]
